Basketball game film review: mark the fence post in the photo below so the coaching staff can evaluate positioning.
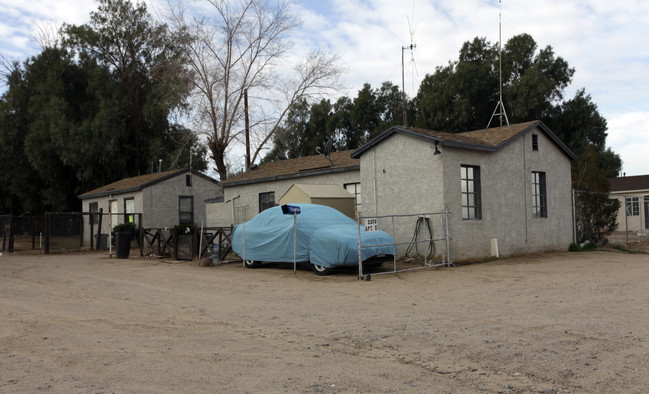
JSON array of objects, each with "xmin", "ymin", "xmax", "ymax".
[
  {"xmin": 8, "ymin": 215, "xmax": 14, "ymax": 253},
  {"xmin": 44, "ymin": 213, "xmax": 50, "ymax": 254},
  {"xmin": 138, "ymin": 213, "xmax": 144, "ymax": 257},
  {"xmin": 172, "ymin": 227, "xmax": 179, "ymax": 260},
  {"xmin": 31, "ymin": 216, "xmax": 36, "ymax": 250},
  {"xmin": 90, "ymin": 210, "xmax": 95, "ymax": 250}
]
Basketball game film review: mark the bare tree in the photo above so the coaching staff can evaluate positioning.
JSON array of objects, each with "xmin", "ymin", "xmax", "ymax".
[{"xmin": 167, "ymin": 0, "xmax": 344, "ymax": 180}]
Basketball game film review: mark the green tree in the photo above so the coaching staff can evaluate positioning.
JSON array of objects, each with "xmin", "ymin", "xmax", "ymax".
[
  {"xmin": 351, "ymin": 83, "xmax": 379, "ymax": 141},
  {"xmin": 572, "ymin": 146, "xmax": 620, "ymax": 244},
  {"xmin": 328, "ymin": 96, "xmax": 357, "ymax": 150},
  {"xmin": 64, "ymin": 0, "xmax": 192, "ymax": 175},
  {"xmin": 262, "ymin": 98, "xmax": 333, "ymax": 162},
  {"xmin": 0, "ymin": 60, "xmax": 43, "ymax": 213},
  {"xmin": 374, "ymin": 81, "xmax": 404, "ymax": 137},
  {"xmin": 415, "ymin": 33, "xmax": 620, "ymax": 177}
]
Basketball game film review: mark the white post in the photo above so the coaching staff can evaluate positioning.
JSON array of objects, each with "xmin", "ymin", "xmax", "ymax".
[
  {"xmin": 357, "ymin": 216, "xmax": 363, "ymax": 279},
  {"xmin": 242, "ymin": 222, "xmax": 246, "ymax": 269},
  {"xmin": 198, "ymin": 221, "xmax": 204, "ymax": 263},
  {"xmin": 293, "ymin": 212, "xmax": 297, "ymax": 274},
  {"xmin": 572, "ymin": 189, "xmax": 577, "ymax": 244},
  {"xmin": 108, "ymin": 211, "xmax": 113, "ymax": 258}
]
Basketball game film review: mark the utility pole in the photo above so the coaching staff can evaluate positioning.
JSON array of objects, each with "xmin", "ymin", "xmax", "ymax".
[{"xmin": 244, "ymin": 89, "xmax": 251, "ymax": 170}]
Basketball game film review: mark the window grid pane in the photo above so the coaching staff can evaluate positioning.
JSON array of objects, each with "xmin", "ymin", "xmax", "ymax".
[
  {"xmin": 625, "ymin": 197, "xmax": 639, "ymax": 216},
  {"xmin": 531, "ymin": 172, "xmax": 547, "ymax": 218},
  {"xmin": 179, "ymin": 196, "xmax": 193, "ymax": 224},
  {"xmin": 461, "ymin": 165, "xmax": 481, "ymax": 220}
]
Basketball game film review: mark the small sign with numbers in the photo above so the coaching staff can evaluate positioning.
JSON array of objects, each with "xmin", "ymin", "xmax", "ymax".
[{"xmin": 364, "ymin": 217, "xmax": 378, "ymax": 232}]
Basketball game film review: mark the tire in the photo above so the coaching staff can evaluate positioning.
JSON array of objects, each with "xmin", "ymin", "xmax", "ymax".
[
  {"xmin": 311, "ymin": 263, "xmax": 332, "ymax": 276},
  {"xmin": 244, "ymin": 259, "xmax": 262, "ymax": 268}
]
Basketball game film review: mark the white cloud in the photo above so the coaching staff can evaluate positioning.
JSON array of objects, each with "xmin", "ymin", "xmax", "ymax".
[
  {"xmin": 1, "ymin": 0, "xmax": 648, "ymax": 175},
  {"xmin": 607, "ymin": 112, "xmax": 649, "ymax": 176}
]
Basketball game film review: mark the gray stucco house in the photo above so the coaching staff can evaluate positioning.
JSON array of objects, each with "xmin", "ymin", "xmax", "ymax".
[
  {"xmin": 351, "ymin": 120, "xmax": 576, "ymax": 260},
  {"xmin": 79, "ymin": 168, "xmax": 221, "ymax": 236},
  {"xmin": 207, "ymin": 150, "xmax": 360, "ymax": 226}
]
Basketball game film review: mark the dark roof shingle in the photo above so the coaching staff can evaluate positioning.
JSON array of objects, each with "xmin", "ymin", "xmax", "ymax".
[
  {"xmin": 609, "ymin": 175, "xmax": 649, "ymax": 192},
  {"xmin": 352, "ymin": 120, "xmax": 576, "ymax": 160},
  {"xmin": 79, "ymin": 168, "xmax": 217, "ymax": 199},
  {"xmin": 222, "ymin": 150, "xmax": 359, "ymax": 187}
]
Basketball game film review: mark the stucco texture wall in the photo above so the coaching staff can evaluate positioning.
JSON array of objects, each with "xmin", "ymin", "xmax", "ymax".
[
  {"xmin": 142, "ymin": 174, "xmax": 219, "ymax": 228},
  {"xmin": 442, "ymin": 128, "xmax": 573, "ymax": 260},
  {"xmin": 359, "ymin": 127, "xmax": 573, "ymax": 261},
  {"xmin": 610, "ymin": 193, "xmax": 648, "ymax": 234},
  {"xmin": 359, "ymin": 133, "xmax": 445, "ymax": 258}
]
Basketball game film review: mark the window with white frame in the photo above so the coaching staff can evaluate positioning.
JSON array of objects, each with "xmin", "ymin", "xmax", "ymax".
[
  {"xmin": 124, "ymin": 198, "xmax": 135, "ymax": 223},
  {"xmin": 531, "ymin": 171, "xmax": 547, "ymax": 218},
  {"xmin": 461, "ymin": 165, "xmax": 482, "ymax": 220},
  {"xmin": 88, "ymin": 202, "xmax": 99, "ymax": 224},
  {"xmin": 625, "ymin": 197, "xmax": 639, "ymax": 216}
]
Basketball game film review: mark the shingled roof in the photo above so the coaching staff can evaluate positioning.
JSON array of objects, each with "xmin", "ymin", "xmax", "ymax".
[
  {"xmin": 351, "ymin": 120, "xmax": 576, "ymax": 160},
  {"xmin": 79, "ymin": 168, "xmax": 218, "ymax": 199},
  {"xmin": 222, "ymin": 150, "xmax": 359, "ymax": 187},
  {"xmin": 609, "ymin": 174, "xmax": 649, "ymax": 193}
]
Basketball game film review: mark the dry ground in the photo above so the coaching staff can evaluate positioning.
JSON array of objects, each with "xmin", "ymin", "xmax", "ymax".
[{"xmin": 0, "ymin": 250, "xmax": 648, "ymax": 393}]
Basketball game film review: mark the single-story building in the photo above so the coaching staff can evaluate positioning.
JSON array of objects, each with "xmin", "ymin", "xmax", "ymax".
[
  {"xmin": 279, "ymin": 184, "xmax": 356, "ymax": 219},
  {"xmin": 351, "ymin": 120, "xmax": 576, "ymax": 260},
  {"xmin": 608, "ymin": 174, "xmax": 649, "ymax": 234},
  {"xmin": 207, "ymin": 150, "xmax": 360, "ymax": 226},
  {"xmin": 79, "ymin": 168, "xmax": 221, "ymax": 245}
]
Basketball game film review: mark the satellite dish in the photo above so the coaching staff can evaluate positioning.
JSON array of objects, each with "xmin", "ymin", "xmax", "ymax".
[
  {"xmin": 315, "ymin": 139, "xmax": 335, "ymax": 168},
  {"xmin": 323, "ymin": 139, "xmax": 333, "ymax": 156}
]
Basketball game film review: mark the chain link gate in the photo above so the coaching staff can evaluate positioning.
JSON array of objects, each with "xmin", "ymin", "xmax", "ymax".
[{"xmin": 357, "ymin": 210, "xmax": 453, "ymax": 280}]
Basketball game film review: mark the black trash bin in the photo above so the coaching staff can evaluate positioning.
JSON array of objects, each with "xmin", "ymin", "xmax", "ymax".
[{"xmin": 115, "ymin": 232, "xmax": 132, "ymax": 259}]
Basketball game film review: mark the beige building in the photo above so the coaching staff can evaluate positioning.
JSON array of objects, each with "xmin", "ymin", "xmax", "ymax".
[
  {"xmin": 207, "ymin": 151, "xmax": 360, "ymax": 226},
  {"xmin": 608, "ymin": 174, "xmax": 649, "ymax": 235},
  {"xmin": 279, "ymin": 184, "xmax": 356, "ymax": 219},
  {"xmin": 351, "ymin": 120, "xmax": 576, "ymax": 260}
]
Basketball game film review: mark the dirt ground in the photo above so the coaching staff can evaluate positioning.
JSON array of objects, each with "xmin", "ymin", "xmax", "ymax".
[{"xmin": 1, "ymin": 249, "xmax": 648, "ymax": 393}]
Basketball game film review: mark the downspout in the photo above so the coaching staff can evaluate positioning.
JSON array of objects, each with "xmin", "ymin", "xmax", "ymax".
[
  {"xmin": 522, "ymin": 135, "xmax": 528, "ymax": 242},
  {"xmin": 373, "ymin": 150, "xmax": 379, "ymax": 216},
  {"xmin": 226, "ymin": 195, "xmax": 240, "ymax": 226}
]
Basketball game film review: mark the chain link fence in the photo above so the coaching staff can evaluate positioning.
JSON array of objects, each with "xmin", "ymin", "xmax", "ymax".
[
  {"xmin": 572, "ymin": 189, "xmax": 621, "ymax": 245},
  {"xmin": 358, "ymin": 210, "xmax": 453, "ymax": 279}
]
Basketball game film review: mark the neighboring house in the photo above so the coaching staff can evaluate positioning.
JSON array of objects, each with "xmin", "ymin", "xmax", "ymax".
[
  {"xmin": 351, "ymin": 120, "xmax": 576, "ymax": 260},
  {"xmin": 279, "ymin": 184, "xmax": 356, "ymax": 219},
  {"xmin": 79, "ymin": 169, "xmax": 221, "ymax": 243},
  {"xmin": 608, "ymin": 174, "xmax": 649, "ymax": 234},
  {"xmin": 207, "ymin": 150, "xmax": 360, "ymax": 226}
]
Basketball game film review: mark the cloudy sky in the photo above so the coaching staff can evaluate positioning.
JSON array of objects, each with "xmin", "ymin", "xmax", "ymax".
[{"xmin": 1, "ymin": 0, "xmax": 648, "ymax": 176}]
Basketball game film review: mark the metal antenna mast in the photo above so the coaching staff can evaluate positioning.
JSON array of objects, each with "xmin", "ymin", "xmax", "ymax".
[
  {"xmin": 401, "ymin": 2, "xmax": 417, "ymax": 126},
  {"xmin": 487, "ymin": 0, "xmax": 509, "ymax": 129}
]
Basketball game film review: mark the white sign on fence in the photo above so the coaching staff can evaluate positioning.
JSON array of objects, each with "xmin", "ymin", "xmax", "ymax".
[{"xmin": 364, "ymin": 217, "xmax": 379, "ymax": 232}]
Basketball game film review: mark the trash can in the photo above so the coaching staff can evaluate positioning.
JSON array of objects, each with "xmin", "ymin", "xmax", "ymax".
[
  {"xmin": 95, "ymin": 233, "xmax": 108, "ymax": 249},
  {"xmin": 115, "ymin": 232, "xmax": 132, "ymax": 259}
]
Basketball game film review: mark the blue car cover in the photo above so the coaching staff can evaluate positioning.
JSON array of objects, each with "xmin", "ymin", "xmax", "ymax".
[{"xmin": 231, "ymin": 203, "xmax": 394, "ymax": 267}]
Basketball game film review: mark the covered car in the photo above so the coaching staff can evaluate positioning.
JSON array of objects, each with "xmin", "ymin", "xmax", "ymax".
[{"xmin": 231, "ymin": 203, "xmax": 394, "ymax": 274}]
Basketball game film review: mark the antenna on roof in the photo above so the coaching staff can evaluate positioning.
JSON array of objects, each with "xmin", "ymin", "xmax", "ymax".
[
  {"xmin": 401, "ymin": 0, "xmax": 418, "ymax": 127},
  {"xmin": 316, "ymin": 139, "xmax": 335, "ymax": 168},
  {"xmin": 486, "ymin": 0, "xmax": 510, "ymax": 129}
]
